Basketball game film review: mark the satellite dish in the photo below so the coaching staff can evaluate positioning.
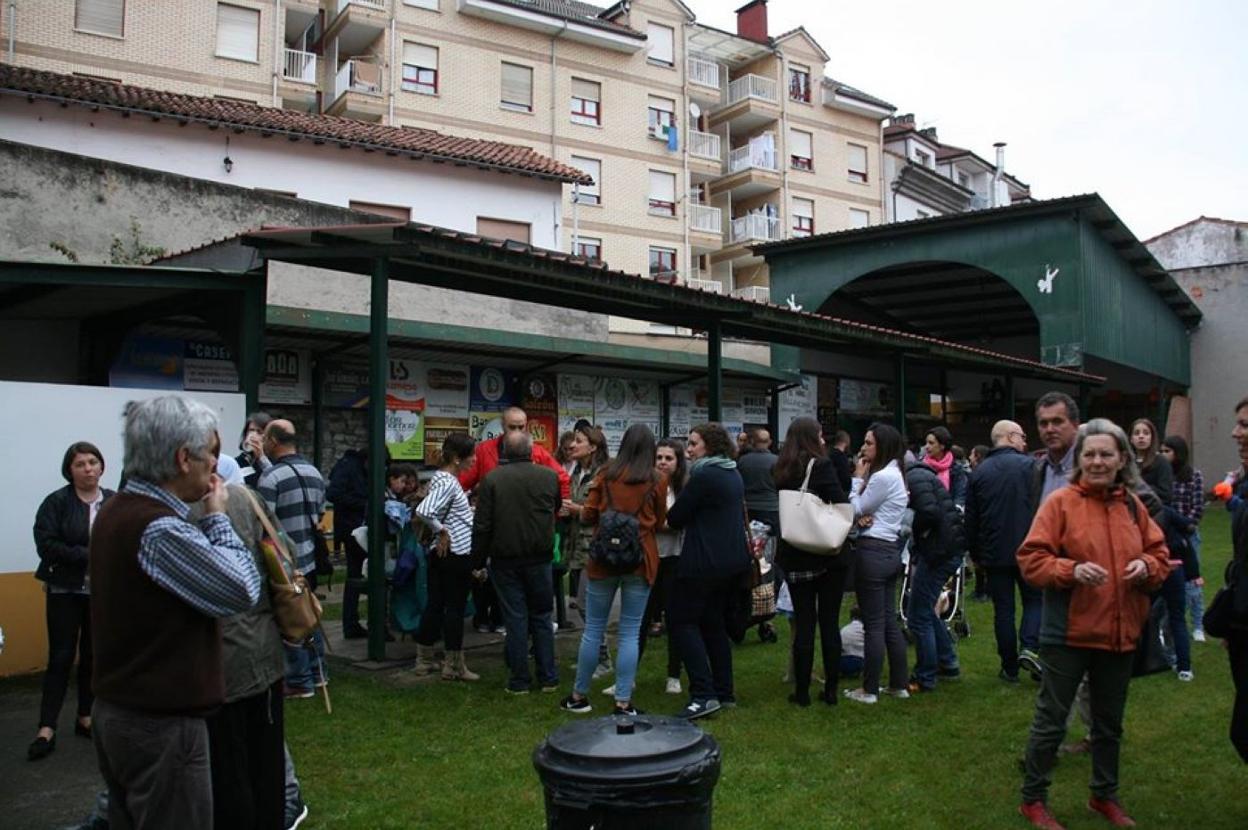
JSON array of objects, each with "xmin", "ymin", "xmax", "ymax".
[{"xmin": 689, "ymin": 102, "xmax": 701, "ymax": 119}]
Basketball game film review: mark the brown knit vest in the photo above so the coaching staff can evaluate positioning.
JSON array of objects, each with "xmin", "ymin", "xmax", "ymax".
[{"xmin": 90, "ymin": 492, "xmax": 224, "ymax": 714}]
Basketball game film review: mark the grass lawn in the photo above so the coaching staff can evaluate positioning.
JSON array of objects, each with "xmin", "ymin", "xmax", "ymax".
[{"xmin": 287, "ymin": 510, "xmax": 1248, "ymax": 829}]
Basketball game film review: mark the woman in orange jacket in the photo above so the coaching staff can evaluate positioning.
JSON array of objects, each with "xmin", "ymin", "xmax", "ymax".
[{"xmin": 1015, "ymin": 419, "xmax": 1171, "ymax": 830}]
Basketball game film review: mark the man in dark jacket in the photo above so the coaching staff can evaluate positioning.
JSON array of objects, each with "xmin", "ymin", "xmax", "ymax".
[
  {"xmin": 965, "ymin": 419, "xmax": 1040, "ymax": 683},
  {"xmin": 326, "ymin": 448, "xmax": 369, "ymax": 638},
  {"xmin": 904, "ymin": 460, "xmax": 966, "ymax": 692},
  {"xmin": 473, "ymin": 431, "xmax": 561, "ymax": 694}
]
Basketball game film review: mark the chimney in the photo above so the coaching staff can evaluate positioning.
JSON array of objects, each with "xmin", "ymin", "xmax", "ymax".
[
  {"xmin": 735, "ymin": 0, "xmax": 769, "ymax": 44},
  {"xmin": 889, "ymin": 113, "xmax": 915, "ymax": 127},
  {"xmin": 991, "ymin": 142, "xmax": 1006, "ymax": 207}
]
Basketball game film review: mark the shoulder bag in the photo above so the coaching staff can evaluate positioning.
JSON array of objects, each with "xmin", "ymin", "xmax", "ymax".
[
  {"xmin": 241, "ymin": 487, "xmax": 324, "ymax": 645},
  {"xmin": 589, "ymin": 479, "xmax": 654, "ymax": 574},
  {"xmin": 778, "ymin": 458, "xmax": 854, "ymax": 555}
]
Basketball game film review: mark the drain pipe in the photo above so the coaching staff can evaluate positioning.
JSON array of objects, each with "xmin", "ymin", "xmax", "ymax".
[
  {"xmin": 387, "ymin": 15, "xmax": 396, "ymax": 124},
  {"xmin": 272, "ymin": 0, "xmax": 281, "ymax": 106},
  {"xmin": 992, "ymin": 141, "xmax": 1006, "ymax": 208},
  {"xmin": 7, "ymin": 0, "xmax": 16, "ymax": 65},
  {"xmin": 550, "ymin": 21, "xmax": 567, "ymax": 248}
]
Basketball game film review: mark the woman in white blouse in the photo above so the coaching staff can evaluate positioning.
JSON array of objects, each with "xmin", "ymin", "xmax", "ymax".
[{"xmin": 844, "ymin": 423, "xmax": 912, "ymax": 705}]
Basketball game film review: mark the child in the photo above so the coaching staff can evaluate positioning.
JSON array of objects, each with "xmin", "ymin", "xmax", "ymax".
[{"xmin": 839, "ymin": 607, "xmax": 865, "ymax": 678}]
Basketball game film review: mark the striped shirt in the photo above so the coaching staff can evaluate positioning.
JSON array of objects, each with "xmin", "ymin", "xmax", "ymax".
[
  {"xmin": 256, "ymin": 454, "xmax": 326, "ymax": 575},
  {"xmin": 1172, "ymin": 469, "xmax": 1205, "ymax": 523},
  {"xmin": 415, "ymin": 471, "xmax": 474, "ymax": 556},
  {"xmin": 125, "ymin": 479, "xmax": 261, "ymax": 617}
]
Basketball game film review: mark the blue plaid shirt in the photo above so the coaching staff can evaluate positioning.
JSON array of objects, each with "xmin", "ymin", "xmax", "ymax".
[{"xmin": 1172, "ymin": 469, "xmax": 1205, "ymax": 524}]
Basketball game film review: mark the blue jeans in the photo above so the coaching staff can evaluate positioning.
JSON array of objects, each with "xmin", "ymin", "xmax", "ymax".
[
  {"xmin": 987, "ymin": 566, "xmax": 1041, "ymax": 676},
  {"xmin": 1186, "ymin": 529, "xmax": 1205, "ymax": 632},
  {"xmin": 574, "ymin": 575, "xmax": 651, "ymax": 702},
  {"xmin": 1157, "ymin": 563, "xmax": 1191, "ymax": 672},
  {"xmin": 907, "ymin": 555, "xmax": 962, "ymax": 688},
  {"xmin": 282, "ymin": 629, "xmax": 327, "ymax": 692},
  {"xmin": 492, "ymin": 563, "xmax": 557, "ymax": 691}
]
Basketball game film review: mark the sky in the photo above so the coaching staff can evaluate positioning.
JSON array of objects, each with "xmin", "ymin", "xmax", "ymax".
[{"xmin": 687, "ymin": 0, "xmax": 1247, "ymax": 240}]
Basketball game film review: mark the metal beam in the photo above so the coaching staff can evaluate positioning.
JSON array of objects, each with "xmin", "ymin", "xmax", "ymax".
[
  {"xmin": 707, "ymin": 318, "xmax": 722, "ymax": 422},
  {"xmin": 0, "ymin": 283, "xmax": 66, "ymax": 313},
  {"xmin": 366, "ymin": 257, "xmax": 389, "ymax": 663}
]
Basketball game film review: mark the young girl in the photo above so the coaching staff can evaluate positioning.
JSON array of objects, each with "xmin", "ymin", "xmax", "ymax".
[{"xmin": 1162, "ymin": 435, "xmax": 1206, "ymax": 642}]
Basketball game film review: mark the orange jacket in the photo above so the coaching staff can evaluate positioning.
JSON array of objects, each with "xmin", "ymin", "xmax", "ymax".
[
  {"xmin": 581, "ymin": 473, "xmax": 668, "ymax": 585},
  {"xmin": 1017, "ymin": 481, "xmax": 1171, "ymax": 653}
]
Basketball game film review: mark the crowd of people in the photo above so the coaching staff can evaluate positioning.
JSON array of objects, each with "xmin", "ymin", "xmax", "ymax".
[{"xmin": 24, "ymin": 390, "xmax": 1248, "ymax": 829}]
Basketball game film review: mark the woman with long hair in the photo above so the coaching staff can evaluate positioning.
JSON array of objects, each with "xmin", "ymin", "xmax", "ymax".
[
  {"xmin": 29, "ymin": 442, "xmax": 115, "ymax": 761},
  {"xmin": 559, "ymin": 424, "xmax": 667, "ymax": 716},
  {"xmin": 774, "ymin": 417, "xmax": 851, "ymax": 706},
  {"xmin": 563, "ymin": 424, "xmax": 611, "ymax": 676},
  {"xmin": 642, "ymin": 438, "xmax": 687, "ymax": 694},
  {"xmin": 666, "ymin": 423, "xmax": 751, "ymax": 719},
  {"xmin": 844, "ymin": 422, "xmax": 911, "ymax": 705},
  {"xmin": 1016, "ymin": 419, "xmax": 1170, "ymax": 829},
  {"xmin": 235, "ymin": 411, "xmax": 273, "ymax": 488},
  {"xmin": 1130, "ymin": 418, "xmax": 1173, "ymax": 504},
  {"xmin": 1162, "ymin": 435, "xmax": 1207, "ymax": 642},
  {"xmin": 922, "ymin": 425, "xmax": 968, "ymax": 508}
]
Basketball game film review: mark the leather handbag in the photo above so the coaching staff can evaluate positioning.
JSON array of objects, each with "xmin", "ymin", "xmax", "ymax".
[
  {"xmin": 242, "ymin": 488, "xmax": 324, "ymax": 645},
  {"xmin": 778, "ymin": 458, "xmax": 854, "ymax": 555}
]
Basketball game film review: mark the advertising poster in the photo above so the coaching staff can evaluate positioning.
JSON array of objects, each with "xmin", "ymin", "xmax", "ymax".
[
  {"xmin": 259, "ymin": 348, "xmax": 312, "ymax": 405},
  {"xmin": 721, "ymin": 387, "xmax": 745, "ymax": 438},
  {"xmin": 109, "ymin": 335, "xmax": 184, "ymax": 390},
  {"xmin": 595, "ymin": 377, "xmax": 660, "ymax": 452},
  {"xmin": 469, "ymin": 366, "xmax": 516, "ymax": 441},
  {"xmin": 742, "ymin": 389, "xmax": 770, "ymax": 426},
  {"xmin": 557, "ymin": 373, "xmax": 596, "ymax": 435},
  {"xmin": 839, "ymin": 378, "xmax": 893, "ymax": 415},
  {"xmin": 183, "ymin": 341, "xmax": 238, "ymax": 392},
  {"xmin": 668, "ymin": 385, "xmax": 693, "ymax": 438},
  {"xmin": 423, "ymin": 417, "xmax": 471, "ymax": 466},
  {"xmin": 778, "ymin": 375, "xmax": 818, "ymax": 438},
  {"xmin": 385, "ymin": 358, "xmax": 425, "ymax": 460},
  {"xmin": 323, "ymin": 363, "xmax": 370, "ymax": 408},
  {"xmin": 423, "ymin": 363, "xmax": 470, "ymax": 418},
  {"xmin": 818, "ymin": 376, "xmax": 839, "ymax": 427},
  {"xmin": 520, "ymin": 374, "xmax": 559, "ymax": 451}
]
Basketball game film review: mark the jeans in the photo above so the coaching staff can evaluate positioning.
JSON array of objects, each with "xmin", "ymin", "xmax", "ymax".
[
  {"xmin": 492, "ymin": 563, "xmax": 557, "ymax": 691},
  {"xmin": 1021, "ymin": 645, "xmax": 1135, "ymax": 803},
  {"xmin": 668, "ymin": 576, "xmax": 736, "ymax": 703},
  {"xmin": 283, "ymin": 573, "xmax": 327, "ymax": 692},
  {"xmin": 574, "ymin": 575, "xmax": 651, "ymax": 702},
  {"xmin": 907, "ymin": 555, "xmax": 962, "ymax": 688},
  {"xmin": 1154, "ymin": 564, "xmax": 1191, "ymax": 672},
  {"xmin": 415, "ymin": 554, "xmax": 474, "ymax": 651},
  {"xmin": 1186, "ymin": 529, "xmax": 1205, "ymax": 632},
  {"xmin": 854, "ymin": 538, "xmax": 909, "ymax": 695},
  {"xmin": 786, "ymin": 563, "xmax": 851, "ymax": 700},
  {"xmin": 987, "ymin": 565, "xmax": 1041, "ymax": 676},
  {"xmin": 39, "ymin": 592, "xmax": 93, "ymax": 731},
  {"xmin": 341, "ymin": 534, "xmax": 366, "ymax": 631}
]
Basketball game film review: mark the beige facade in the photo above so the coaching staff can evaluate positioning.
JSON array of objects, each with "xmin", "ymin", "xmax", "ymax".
[{"xmin": 5, "ymin": 0, "xmax": 888, "ymax": 305}]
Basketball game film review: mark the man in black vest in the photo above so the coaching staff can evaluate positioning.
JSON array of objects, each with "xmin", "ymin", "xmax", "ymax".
[{"xmin": 90, "ymin": 396, "xmax": 262, "ymax": 830}]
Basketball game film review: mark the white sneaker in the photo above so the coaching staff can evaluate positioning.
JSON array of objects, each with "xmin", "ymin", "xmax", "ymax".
[
  {"xmin": 882, "ymin": 687, "xmax": 911, "ymax": 699},
  {"xmin": 601, "ymin": 684, "xmax": 616, "ymax": 696},
  {"xmin": 843, "ymin": 688, "xmax": 878, "ymax": 704},
  {"xmin": 665, "ymin": 676, "xmax": 682, "ymax": 695},
  {"xmin": 1193, "ymin": 629, "xmax": 1207, "ymax": 643},
  {"xmin": 552, "ymin": 621, "xmax": 559, "ymax": 633},
  {"xmin": 1177, "ymin": 670, "xmax": 1194, "ymax": 682}
]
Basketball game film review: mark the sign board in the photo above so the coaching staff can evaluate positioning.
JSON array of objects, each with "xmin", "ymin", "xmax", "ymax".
[{"xmin": 259, "ymin": 348, "xmax": 312, "ymax": 405}]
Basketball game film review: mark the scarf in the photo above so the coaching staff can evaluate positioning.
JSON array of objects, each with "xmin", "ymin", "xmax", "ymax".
[
  {"xmin": 690, "ymin": 455, "xmax": 737, "ymax": 476},
  {"xmin": 923, "ymin": 450, "xmax": 954, "ymax": 491}
]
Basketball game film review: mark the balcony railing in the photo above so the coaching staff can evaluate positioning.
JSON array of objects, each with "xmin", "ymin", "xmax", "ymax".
[
  {"xmin": 728, "ymin": 144, "xmax": 778, "ymax": 174},
  {"xmin": 686, "ymin": 277, "xmax": 724, "ymax": 294},
  {"xmin": 338, "ymin": 0, "xmax": 386, "ymax": 12},
  {"xmin": 688, "ymin": 203, "xmax": 722, "ymax": 234},
  {"xmin": 688, "ymin": 56, "xmax": 720, "ymax": 91},
  {"xmin": 733, "ymin": 285, "xmax": 770, "ymax": 303},
  {"xmin": 730, "ymin": 214, "xmax": 781, "ymax": 244},
  {"xmin": 334, "ymin": 59, "xmax": 382, "ymax": 99},
  {"xmin": 688, "ymin": 130, "xmax": 721, "ymax": 162},
  {"xmin": 726, "ymin": 73, "xmax": 778, "ymax": 106},
  {"xmin": 283, "ymin": 49, "xmax": 317, "ymax": 84}
]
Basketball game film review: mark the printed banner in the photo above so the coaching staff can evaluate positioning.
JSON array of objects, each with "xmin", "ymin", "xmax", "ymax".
[
  {"xmin": 109, "ymin": 335, "xmax": 184, "ymax": 390},
  {"xmin": 557, "ymin": 373, "xmax": 596, "ymax": 435},
  {"xmin": 183, "ymin": 341, "xmax": 238, "ymax": 392},
  {"xmin": 385, "ymin": 359, "xmax": 425, "ymax": 460},
  {"xmin": 423, "ymin": 417, "xmax": 471, "ymax": 466},
  {"xmin": 323, "ymin": 363, "xmax": 370, "ymax": 408},
  {"xmin": 778, "ymin": 375, "xmax": 818, "ymax": 439},
  {"xmin": 595, "ymin": 378, "xmax": 660, "ymax": 452},
  {"xmin": 839, "ymin": 379, "xmax": 893, "ymax": 415},
  {"xmin": 521, "ymin": 374, "xmax": 559, "ymax": 452},
  {"xmin": 259, "ymin": 348, "xmax": 312, "ymax": 405}
]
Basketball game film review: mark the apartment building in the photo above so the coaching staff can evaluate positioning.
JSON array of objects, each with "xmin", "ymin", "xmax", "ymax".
[
  {"xmin": 3, "ymin": 0, "xmax": 892, "ymax": 311},
  {"xmin": 881, "ymin": 113, "xmax": 1031, "ymax": 223}
]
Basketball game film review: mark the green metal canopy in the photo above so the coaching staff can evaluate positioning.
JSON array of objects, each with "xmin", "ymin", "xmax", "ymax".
[{"xmin": 756, "ymin": 194, "xmax": 1198, "ymax": 386}]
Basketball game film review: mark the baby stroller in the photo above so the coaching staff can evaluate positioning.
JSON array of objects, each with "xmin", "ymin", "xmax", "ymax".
[
  {"xmin": 728, "ymin": 520, "xmax": 778, "ymax": 644},
  {"xmin": 898, "ymin": 546, "xmax": 971, "ymax": 642}
]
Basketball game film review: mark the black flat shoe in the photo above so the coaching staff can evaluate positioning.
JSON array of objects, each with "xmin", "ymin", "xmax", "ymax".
[
  {"xmin": 27, "ymin": 735, "xmax": 55, "ymax": 761},
  {"xmin": 787, "ymin": 693, "xmax": 811, "ymax": 708},
  {"xmin": 820, "ymin": 688, "xmax": 839, "ymax": 706},
  {"xmin": 74, "ymin": 722, "xmax": 92, "ymax": 739}
]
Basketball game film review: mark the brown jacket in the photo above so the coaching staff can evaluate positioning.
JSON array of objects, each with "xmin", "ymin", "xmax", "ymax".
[
  {"xmin": 581, "ymin": 473, "xmax": 668, "ymax": 585},
  {"xmin": 1017, "ymin": 481, "xmax": 1171, "ymax": 653}
]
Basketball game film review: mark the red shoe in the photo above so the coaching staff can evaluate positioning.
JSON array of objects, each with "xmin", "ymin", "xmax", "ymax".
[
  {"xmin": 1088, "ymin": 798, "xmax": 1136, "ymax": 827},
  {"xmin": 1019, "ymin": 801, "xmax": 1067, "ymax": 830}
]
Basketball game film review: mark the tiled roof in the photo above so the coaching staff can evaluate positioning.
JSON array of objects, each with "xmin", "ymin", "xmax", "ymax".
[
  {"xmin": 0, "ymin": 64, "xmax": 592, "ymax": 185},
  {"xmin": 821, "ymin": 77, "xmax": 895, "ymax": 112},
  {"xmin": 485, "ymin": 0, "xmax": 645, "ymax": 37}
]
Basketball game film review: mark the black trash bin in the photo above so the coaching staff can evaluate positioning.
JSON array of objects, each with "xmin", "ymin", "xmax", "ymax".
[{"xmin": 532, "ymin": 714, "xmax": 721, "ymax": 829}]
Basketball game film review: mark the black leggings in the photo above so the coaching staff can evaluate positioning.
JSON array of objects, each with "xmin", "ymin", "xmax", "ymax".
[
  {"xmin": 787, "ymin": 565, "xmax": 850, "ymax": 699},
  {"xmin": 39, "ymin": 592, "xmax": 92, "ymax": 731},
  {"xmin": 416, "ymin": 554, "xmax": 475, "ymax": 651}
]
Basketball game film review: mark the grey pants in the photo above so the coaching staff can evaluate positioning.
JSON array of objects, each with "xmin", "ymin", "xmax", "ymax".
[
  {"xmin": 853, "ymin": 538, "xmax": 909, "ymax": 695},
  {"xmin": 1022, "ymin": 645, "xmax": 1135, "ymax": 803},
  {"xmin": 92, "ymin": 698, "xmax": 212, "ymax": 830}
]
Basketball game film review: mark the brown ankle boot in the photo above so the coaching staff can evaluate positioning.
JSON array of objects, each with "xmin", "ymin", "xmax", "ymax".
[
  {"xmin": 442, "ymin": 650, "xmax": 480, "ymax": 682},
  {"xmin": 412, "ymin": 644, "xmax": 440, "ymax": 676}
]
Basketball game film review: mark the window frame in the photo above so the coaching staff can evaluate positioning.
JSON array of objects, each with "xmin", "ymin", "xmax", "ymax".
[
  {"xmin": 791, "ymin": 197, "xmax": 814, "ymax": 237},
  {"xmin": 848, "ymin": 208, "xmax": 870, "ymax": 229},
  {"xmin": 789, "ymin": 128, "xmax": 814, "ymax": 172},
  {"xmin": 788, "ymin": 65, "xmax": 811, "ymax": 103},
  {"xmin": 646, "ymin": 23, "xmax": 675, "ymax": 67},
  {"xmin": 401, "ymin": 43, "xmax": 439, "ymax": 96},
  {"xmin": 571, "ymin": 156, "xmax": 601, "ymax": 206},
  {"xmin": 847, "ymin": 142, "xmax": 869, "ymax": 184},
  {"xmin": 647, "ymin": 170, "xmax": 677, "ymax": 217},
  {"xmin": 574, "ymin": 236, "xmax": 602, "ymax": 262},
  {"xmin": 647, "ymin": 95, "xmax": 676, "ymax": 137},
  {"xmin": 75, "ymin": 0, "xmax": 125, "ymax": 38},
  {"xmin": 215, "ymin": 3, "xmax": 261, "ymax": 63},
  {"xmin": 500, "ymin": 61, "xmax": 534, "ymax": 113},
  {"xmin": 570, "ymin": 77, "xmax": 601, "ymax": 126},
  {"xmin": 649, "ymin": 246, "xmax": 678, "ymax": 280}
]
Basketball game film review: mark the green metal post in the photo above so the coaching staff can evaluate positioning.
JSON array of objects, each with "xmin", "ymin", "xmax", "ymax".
[
  {"xmin": 707, "ymin": 319, "xmax": 722, "ymax": 422},
  {"xmin": 659, "ymin": 383, "xmax": 670, "ymax": 438},
  {"xmin": 1005, "ymin": 375, "xmax": 1016, "ymax": 420},
  {"xmin": 893, "ymin": 353, "xmax": 906, "ymax": 433},
  {"xmin": 366, "ymin": 258, "xmax": 389, "ymax": 663},
  {"xmin": 311, "ymin": 358, "xmax": 324, "ymax": 469},
  {"xmin": 240, "ymin": 274, "xmax": 267, "ymax": 415},
  {"xmin": 939, "ymin": 369, "xmax": 949, "ymax": 427}
]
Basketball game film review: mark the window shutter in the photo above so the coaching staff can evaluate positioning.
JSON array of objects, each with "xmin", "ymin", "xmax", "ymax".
[
  {"xmin": 572, "ymin": 157, "xmax": 601, "ymax": 200},
  {"xmin": 477, "ymin": 218, "xmax": 531, "ymax": 244},
  {"xmin": 216, "ymin": 4, "xmax": 259, "ymax": 61},
  {"xmin": 76, "ymin": 0, "xmax": 125, "ymax": 37},
  {"xmin": 792, "ymin": 197, "xmax": 813, "ymax": 219},
  {"xmin": 848, "ymin": 143, "xmax": 868, "ymax": 174},
  {"xmin": 404, "ymin": 43, "xmax": 437, "ymax": 70},
  {"xmin": 571, "ymin": 78, "xmax": 599, "ymax": 102},
  {"xmin": 649, "ymin": 170, "xmax": 675, "ymax": 203},
  {"xmin": 501, "ymin": 62, "xmax": 533, "ymax": 110},
  {"xmin": 789, "ymin": 129, "xmax": 812, "ymax": 159},
  {"xmin": 647, "ymin": 95, "xmax": 674, "ymax": 114},
  {"xmin": 647, "ymin": 23, "xmax": 674, "ymax": 64}
]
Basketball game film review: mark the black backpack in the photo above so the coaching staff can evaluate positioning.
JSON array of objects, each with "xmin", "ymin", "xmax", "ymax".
[{"xmin": 589, "ymin": 479, "xmax": 654, "ymax": 574}]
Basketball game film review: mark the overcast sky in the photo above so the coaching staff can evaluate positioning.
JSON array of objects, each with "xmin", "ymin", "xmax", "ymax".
[{"xmin": 688, "ymin": 0, "xmax": 1247, "ymax": 240}]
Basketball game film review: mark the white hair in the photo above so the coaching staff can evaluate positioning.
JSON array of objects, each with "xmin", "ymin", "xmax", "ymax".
[{"xmin": 124, "ymin": 396, "xmax": 219, "ymax": 483}]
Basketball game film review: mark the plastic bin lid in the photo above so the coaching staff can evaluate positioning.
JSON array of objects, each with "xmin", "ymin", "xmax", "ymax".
[{"xmin": 545, "ymin": 715, "xmax": 705, "ymax": 761}]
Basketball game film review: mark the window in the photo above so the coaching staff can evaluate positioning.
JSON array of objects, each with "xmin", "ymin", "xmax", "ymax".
[
  {"xmin": 477, "ymin": 217, "xmax": 531, "ymax": 244},
  {"xmin": 75, "ymin": 0, "xmax": 124, "ymax": 37},
  {"xmin": 847, "ymin": 143, "xmax": 868, "ymax": 184},
  {"xmin": 791, "ymin": 197, "xmax": 814, "ymax": 237},
  {"xmin": 849, "ymin": 208, "xmax": 870, "ymax": 229},
  {"xmin": 570, "ymin": 78, "xmax": 601, "ymax": 126},
  {"xmin": 500, "ymin": 62, "xmax": 533, "ymax": 112},
  {"xmin": 649, "ymin": 246, "xmax": 677, "ymax": 280},
  {"xmin": 648, "ymin": 170, "xmax": 676, "ymax": 216},
  {"xmin": 216, "ymin": 3, "xmax": 259, "ymax": 62},
  {"xmin": 789, "ymin": 129, "xmax": 813, "ymax": 171},
  {"xmin": 914, "ymin": 148, "xmax": 932, "ymax": 168},
  {"xmin": 402, "ymin": 43, "xmax": 438, "ymax": 95},
  {"xmin": 349, "ymin": 200, "xmax": 411, "ymax": 221},
  {"xmin": 647, "ymin": 95, "xmax": 675, "ymax": 137},
  {"xmin": 647, "ymin": 23, "xmax": 674, "ymax": 66},
  {"xmin": 571, "ymin": 156, "xmax": 600, "ymax": 205},
  {"xmin": 574, "ymin": 236, "xmax": 602, "ymax": 262},
  {"xmin": 789, "ymin": 64, "xmax": 811, "ymax": 103}
]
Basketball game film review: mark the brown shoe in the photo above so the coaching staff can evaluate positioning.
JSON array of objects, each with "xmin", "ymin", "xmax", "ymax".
[
  {"xmin": 442, "ymin": 650, "xmax": 480, "ymax": 682},
  {"xmin": 1019, "ymin": 801, "xmax": 1067, "ymax": 830},
  {"xmin": 1088, "ymin": 798, "xmax": 1136, "ymax": 827},
  {"xmin": 412, "ymin": 644, "xmax": 441, "ymax": 676},
  {"xmin": 1059, "ymin": 737, "xmax": 1092, "ymax": 755}
]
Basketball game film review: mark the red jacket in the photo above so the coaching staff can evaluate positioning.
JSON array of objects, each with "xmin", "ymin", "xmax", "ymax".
[{"xmin": 458, "ymin": 435, "xmax": 571, "ymax": 499}]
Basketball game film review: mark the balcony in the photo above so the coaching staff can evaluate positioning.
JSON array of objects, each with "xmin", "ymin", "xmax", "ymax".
[
  {"xmin": 326, "ymin": 0, "xmax": 387, "ymax": 57},
  {"xmin": 728, "ymin": 144, "xmax": 778, "ymax": 174},
  {"xmin": 686, "ymin": 277, "xmax": 724, "ymax": 294},
  {"xmin": 326, "ymin": 59, "xmax": 385, "ymax": 121},
  {"xmin": 727, "ymin": 74, "xmax": 777, "ymax": 105},
  {"xmin": 730, "ymin": 214, "xmax": 781, "ymax": 245},
  {"xmin": 688, "ymin": 203, "xmax": 722, "ymax": 234},
  {"xmin": 687, "ymin": 56, "xmax": 721, "ymax": 103},
  {"xmin": 283, "ymin": 49, "xmax": 317, "ymax": 84},
  {"xmin": 708, "ymin": 73, "xmax": 780, "ymax": 132},
  {"xmin": 338, "ymin": 0, "xmax": 386, "ymax": 11},
  {"xmin": 733, "ymin": 285, "xmax": 770, "ymax": 303},
  {"xmin": 708, "ymin": 143, "xmax": 781, "ymax": 199},
  {"xmin": 689, "ymin": 130, "xmax": 721, "ymax": 162}
]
